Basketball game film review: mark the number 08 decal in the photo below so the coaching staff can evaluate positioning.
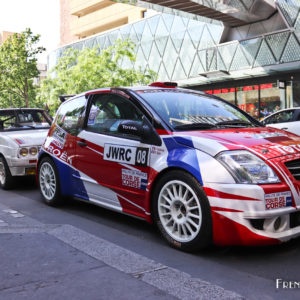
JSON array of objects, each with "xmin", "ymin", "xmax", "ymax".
[
  {"xmin": 135, "ymin": 147, "xmax": 149, "ymax": 167},
  {"xmin": 104, "ymin": 144, "xmax": 149, "ymax": 167}
]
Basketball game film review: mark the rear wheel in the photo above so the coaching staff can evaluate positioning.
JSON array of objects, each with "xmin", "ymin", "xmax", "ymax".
[
  {"xmin": 38, "ymin": 157, "xmax": 63, "ymax": 206},
  {"xmin": 0, "ymin": 156, "xmax": 14, "ymax": 190},
  {"xmin": 152, "ymin": 170, "xmax": 212, "ymax": 252}
]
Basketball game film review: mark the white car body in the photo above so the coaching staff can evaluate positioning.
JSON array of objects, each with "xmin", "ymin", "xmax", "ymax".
[
  {"xmin": 0, "ymin": 108, "xmax": 52, "ymax": 188},
  {"xmin": 0, "ymin": 129, "xmax": 49, "ymax": 176}
]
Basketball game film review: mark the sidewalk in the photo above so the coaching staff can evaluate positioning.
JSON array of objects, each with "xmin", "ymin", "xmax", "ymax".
[{"xmin": 0, "ymin": 203, "xmax": 243, "ymax": 300}]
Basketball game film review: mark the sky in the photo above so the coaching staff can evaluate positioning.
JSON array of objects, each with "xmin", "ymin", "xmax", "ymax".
[{"xmin": 0, "ymin": 0, "xmax": 60, "ymax": 63}]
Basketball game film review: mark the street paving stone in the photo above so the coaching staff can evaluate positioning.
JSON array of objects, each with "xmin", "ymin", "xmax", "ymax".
[{"xmin": 0, "ymin": 202, "xmax": 244, "ymax": 300}]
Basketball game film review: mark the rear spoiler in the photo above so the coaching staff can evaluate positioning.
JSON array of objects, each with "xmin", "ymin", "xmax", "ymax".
[{"xmin": 59, "ymin": 95, "xmax": 75, "ymax": 102}]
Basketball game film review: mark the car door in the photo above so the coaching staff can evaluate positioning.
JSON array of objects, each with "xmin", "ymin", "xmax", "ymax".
[
  {"xmin": 73, "ymin": 92, "xmax": 155, "ymax": 216},
  {"xmin": 44, "ymin": 96, "xmax": 87, "ymax": 198}
]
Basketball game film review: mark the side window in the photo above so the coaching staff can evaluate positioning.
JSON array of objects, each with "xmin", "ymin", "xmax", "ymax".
[
  {"xmin": 56, "ymin": 96, "xmax": 87, "ymax": 135},
  {"xmin": 265, "ymin": 111, "xmax": 294, "ymax": 124},
  {"xmin": 86, "ymin": 93, "xmax": 144, "ymax": 137}
]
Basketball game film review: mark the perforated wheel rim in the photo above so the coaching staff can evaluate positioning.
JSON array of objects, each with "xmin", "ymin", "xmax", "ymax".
[
  {"xmin": 158, "ymin": 180, "xmax": 202, "ymax": 243},
  {"xmin": 0, "ymin": 161, "xmax": 5, "ymax": 185},
  {"xmin": 39, "ymin": 162, "xmax": 57, "ymax": 201}
]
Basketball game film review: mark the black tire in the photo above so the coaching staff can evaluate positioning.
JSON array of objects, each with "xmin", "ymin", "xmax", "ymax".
[
  {"xmin": 0, "ymin": 156, "xmax": 14, "ymax": 190},
  {"xmin": 38, "ymin": 156, "xmax": 64, "ymax": 206},
  {"xmin": 152, "ymin": 170, "xmax": 212, "ymax": 252}
]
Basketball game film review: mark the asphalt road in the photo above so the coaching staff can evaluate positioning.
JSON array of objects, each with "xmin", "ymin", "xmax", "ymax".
[{"xmin": 1, "ymin": 178, "xmax": 300, "ymax": 300}]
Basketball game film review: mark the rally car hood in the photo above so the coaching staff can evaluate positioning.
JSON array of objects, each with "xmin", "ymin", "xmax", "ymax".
[
  {"xmin": 1, "ymin": 129, "xmax": 49, "ymax": 146},
  {"xmin": 173, "ymin": 127, "xmax": 300, "ymax": 160}
]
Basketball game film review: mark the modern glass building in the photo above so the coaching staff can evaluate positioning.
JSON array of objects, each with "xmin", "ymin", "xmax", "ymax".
[{"xmin": 51, "ymin": 0, "xmax": 300, "ymax": 119}]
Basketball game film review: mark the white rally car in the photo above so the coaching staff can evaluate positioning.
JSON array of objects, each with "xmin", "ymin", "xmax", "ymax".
[{"xmin": 0, "ymin": 108, "xmax": 52, "ymax": 189}]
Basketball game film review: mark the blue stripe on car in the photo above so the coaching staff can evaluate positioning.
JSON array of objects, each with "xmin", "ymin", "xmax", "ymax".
[{"xmin": 163, "ymin": 137, "xmax": 203, "ymax": 185}]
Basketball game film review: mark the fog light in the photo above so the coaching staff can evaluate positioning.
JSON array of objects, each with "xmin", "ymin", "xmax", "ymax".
[
  {"xmin": 29, "ymin": 147, "xmax": 38, "ymax": 156},
  {"xmin": 19, "ymin": 148, "xmax": 28, "ymax": 157},
  {"xmin": 274, "ymin": 217, "xmax": 281, "ymax": 231},
  {"xmin": 263, "ymin": 215, "xmax": 289, "ymax": 232}
]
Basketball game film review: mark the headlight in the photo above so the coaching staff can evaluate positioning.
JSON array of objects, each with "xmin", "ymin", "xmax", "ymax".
[
  {"xmin": 19, "ymin": 148, "xmax": 28, "ymax": 157},
  {"xmin": 29, "ymin": 147, "xmax": 38, "ymax": 156},
  {"xmin": 217, "ymin": 150, "xmax": 280, "ymax": 184}
]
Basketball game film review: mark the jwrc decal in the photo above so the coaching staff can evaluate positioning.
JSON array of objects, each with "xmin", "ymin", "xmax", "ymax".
[{"xmin": 103, "ymin": 144, "xmax": 149, "ymax": 167}]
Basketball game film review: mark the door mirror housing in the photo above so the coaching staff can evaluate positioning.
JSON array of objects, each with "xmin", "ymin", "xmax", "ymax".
[{"xmin": 118, "ymin": 120, "xmax": 161, "ymax": 146}]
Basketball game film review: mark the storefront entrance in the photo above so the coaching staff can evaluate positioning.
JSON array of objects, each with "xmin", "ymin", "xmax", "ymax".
[{"xmin": 204, "ymin": 82, "xmax": 292, "ymax": 120}]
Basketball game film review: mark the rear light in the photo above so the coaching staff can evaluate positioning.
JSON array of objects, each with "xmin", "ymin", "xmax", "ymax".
[{"xmin": 149, "ymin": 82, "xmax": 178, "ymax": 88}]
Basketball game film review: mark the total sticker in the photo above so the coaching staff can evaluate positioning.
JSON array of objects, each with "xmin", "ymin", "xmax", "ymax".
[
  {"xmin": 265, "ymin": 191, "xmax": 292, "ymax": 210},
  {"xmin": 121, "ymin": 169, "xmax": 148, "ymax": 190}
]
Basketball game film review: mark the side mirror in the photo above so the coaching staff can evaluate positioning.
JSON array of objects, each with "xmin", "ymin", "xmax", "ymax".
[{"xmin": 118, "ymin": 120, "xmax": 161, "ymax": 145}]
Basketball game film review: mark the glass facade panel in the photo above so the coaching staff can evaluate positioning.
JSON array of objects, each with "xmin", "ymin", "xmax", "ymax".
[
  {"xmin": 260, "ymin": 83, "xmax": 282, "ymax": 117},
  {"xmin": 206, "ymin": 88, "xmax": 236, "ymax": 105},
  {"xmin": 292, "ymin": 82, "xmax": 300, "ymax": 107},
  {"xmin": 237, "ymin": 86, "xmax": 259, "ymax": 118},
  {"xmin": 205, "ymin": 83, "xmax": 287, "ymax": 120}
]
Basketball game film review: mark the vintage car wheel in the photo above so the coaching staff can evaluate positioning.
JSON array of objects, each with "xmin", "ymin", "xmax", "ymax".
[
  {"xmin": 38, "ymin": 157, "xmax": 63, "ymax": 206},
  {"xmin": 0, "ymin": 156, "xmax": 14, "ymax": 190},
  {"xmin": 152, "ymin": 170, "xmax": 212, "ymax": 252}
]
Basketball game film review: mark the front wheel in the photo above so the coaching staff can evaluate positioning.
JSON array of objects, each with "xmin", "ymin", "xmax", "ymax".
[
  {"xmin": 38, "ymin": 157, "xmax": 63, "ymax": 206},
  {"xmin": 152, "ymin": 170, "xmax": 212, "ymax": 252},
  {"xmin": 0, "ymin": 156, "xmax": 14, "ymax": 190}
]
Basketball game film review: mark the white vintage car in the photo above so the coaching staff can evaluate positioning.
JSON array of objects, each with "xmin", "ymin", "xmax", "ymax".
[{"xmin": 0, "ymin": 108, "xmax": 52, "ymax": 189}]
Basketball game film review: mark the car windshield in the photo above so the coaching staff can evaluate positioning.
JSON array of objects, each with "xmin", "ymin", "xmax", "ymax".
[
  {"xmin": 139, "ymin": 90, "xmax": 257, "ymax": 130},
  {"xmin": 0, "ymin": 110, "xmax": 52, "ymax": 131}
]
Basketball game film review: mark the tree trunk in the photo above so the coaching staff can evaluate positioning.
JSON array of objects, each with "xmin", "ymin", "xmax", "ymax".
[{"xmin": 24, "ymin": 78, "xmax": 28, "ymax": 108}]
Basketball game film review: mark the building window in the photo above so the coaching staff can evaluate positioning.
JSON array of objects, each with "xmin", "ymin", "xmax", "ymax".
[
  {"xmin": 260, "ymin": 83, "xmax": 281, "ymax": 117},
  {"xmin": 237, "ymin": 85, "xmax": 259, "ymax": 118},
  {"xmin": 205, "ymin": 82, "xmax": 289, "ymax": 120}
]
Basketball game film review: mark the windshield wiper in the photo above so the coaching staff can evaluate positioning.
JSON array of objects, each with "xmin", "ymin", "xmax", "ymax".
[
  {"xmin": 215, "ymin": 120, "xmax": 254, "ymax": 127},
  {"xmin": 173, "ymin": 123, "xmax": 216, "ymax": 131}
]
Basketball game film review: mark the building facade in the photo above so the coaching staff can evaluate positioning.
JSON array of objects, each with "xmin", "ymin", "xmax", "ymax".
[{"xmin": 52, "ymin": 0, "xmax": 300, "ymax": 119}]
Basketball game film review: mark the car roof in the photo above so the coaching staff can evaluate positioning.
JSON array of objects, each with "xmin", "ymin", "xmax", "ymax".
[
  {"xmin": 0, "ymin": 108, "xmax": 44, "ymax": 111},
  {"xmin": 79, "ymin": 85, "xmax": 207, "ymax": 98}
]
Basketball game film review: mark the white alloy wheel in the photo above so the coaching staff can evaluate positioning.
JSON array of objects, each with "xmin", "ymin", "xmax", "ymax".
[
  {"xmin": 39, "ymin": 161, "xmax": 57, "ymax": 201},
  {"xmin": 0, "ymin": 160, "xmax": 5, "ymax": 185},
  {"xmin": 158, "ymin": 180, "xmax": 202, "ymax": 243}
]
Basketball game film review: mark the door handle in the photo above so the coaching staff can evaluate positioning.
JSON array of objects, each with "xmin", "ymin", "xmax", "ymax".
[
  {"xmin": 281, "ymin": 127, "xmax": 288, "ymax": 130},
  {"xmin": 77, "ymin": 140, "xmax": 87, "ymax": 147}
]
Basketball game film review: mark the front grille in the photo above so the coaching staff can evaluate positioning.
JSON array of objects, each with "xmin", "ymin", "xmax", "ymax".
[{"xmin": 284, "ymin": 159, "xmax": 300, "ymax": 181}]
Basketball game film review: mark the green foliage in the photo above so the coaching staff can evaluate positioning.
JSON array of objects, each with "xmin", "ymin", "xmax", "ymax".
[
  {"xmin": 0, "ymin": 28, "xmax": 45, "ymax": 108},
  {"xmin": 38, "ymin": 39, "xmax": 157, "ymax": 113}
]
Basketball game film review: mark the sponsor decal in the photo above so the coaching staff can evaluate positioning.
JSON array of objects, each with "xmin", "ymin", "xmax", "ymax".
[
  {"xmin": 53, "ymin": 126, "xmax": 67, "ymax": 149},
  {"xmin": 151, "ymin": 146, "xmax": 165, "ymax": 155},
  {"xmin": 45, "ymin": 144, "xmax": 69, "ymax": 163},
  {"xmin": 104, "ymin": 144, "xmax": 149, "ymax": 167},
  {"xmin": 88, "ymin": 105, "xmax": 99, "ymax": 126},
  {"xmin": 270, "ymin": 144, "xmax": 300, "ymax": 155},
  {"xmin": 121, "ymin": 169, "xmax": 147, "ymax": 190},
  {"xmin": 265, "ymin": 191, "xmax": 292, "ymax": 210}
]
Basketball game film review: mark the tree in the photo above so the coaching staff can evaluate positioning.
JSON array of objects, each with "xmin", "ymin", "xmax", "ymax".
[
  {"xmin": 38, "ymin": 39, "xmax": 156, "ymax": 112},
  {"xmin": 0, "ymin": 28, "xmax": 45, "ymax": 108}
]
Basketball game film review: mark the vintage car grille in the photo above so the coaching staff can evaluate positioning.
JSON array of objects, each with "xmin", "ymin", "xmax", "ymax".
[{"xmin": 284, "ymin": 159, "xmax": 300, "ymax": 181}]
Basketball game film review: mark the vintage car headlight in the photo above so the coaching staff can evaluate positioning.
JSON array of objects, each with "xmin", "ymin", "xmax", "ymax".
[
  {"xmin": 19, "ymin": 148, "xmax": 28, "ymax": 157},
  {"xmin": 29, "ymin": 147, "xmax": 38, "ymax": 156},
  {"xmin": 217, "ymin": 150, "xmax": 280, "ymax": 184}
]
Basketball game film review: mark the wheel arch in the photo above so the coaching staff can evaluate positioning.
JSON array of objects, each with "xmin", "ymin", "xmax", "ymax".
[{"xmin": 148, "ymin": 166, "xmax": 205, "ymax": 218}]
